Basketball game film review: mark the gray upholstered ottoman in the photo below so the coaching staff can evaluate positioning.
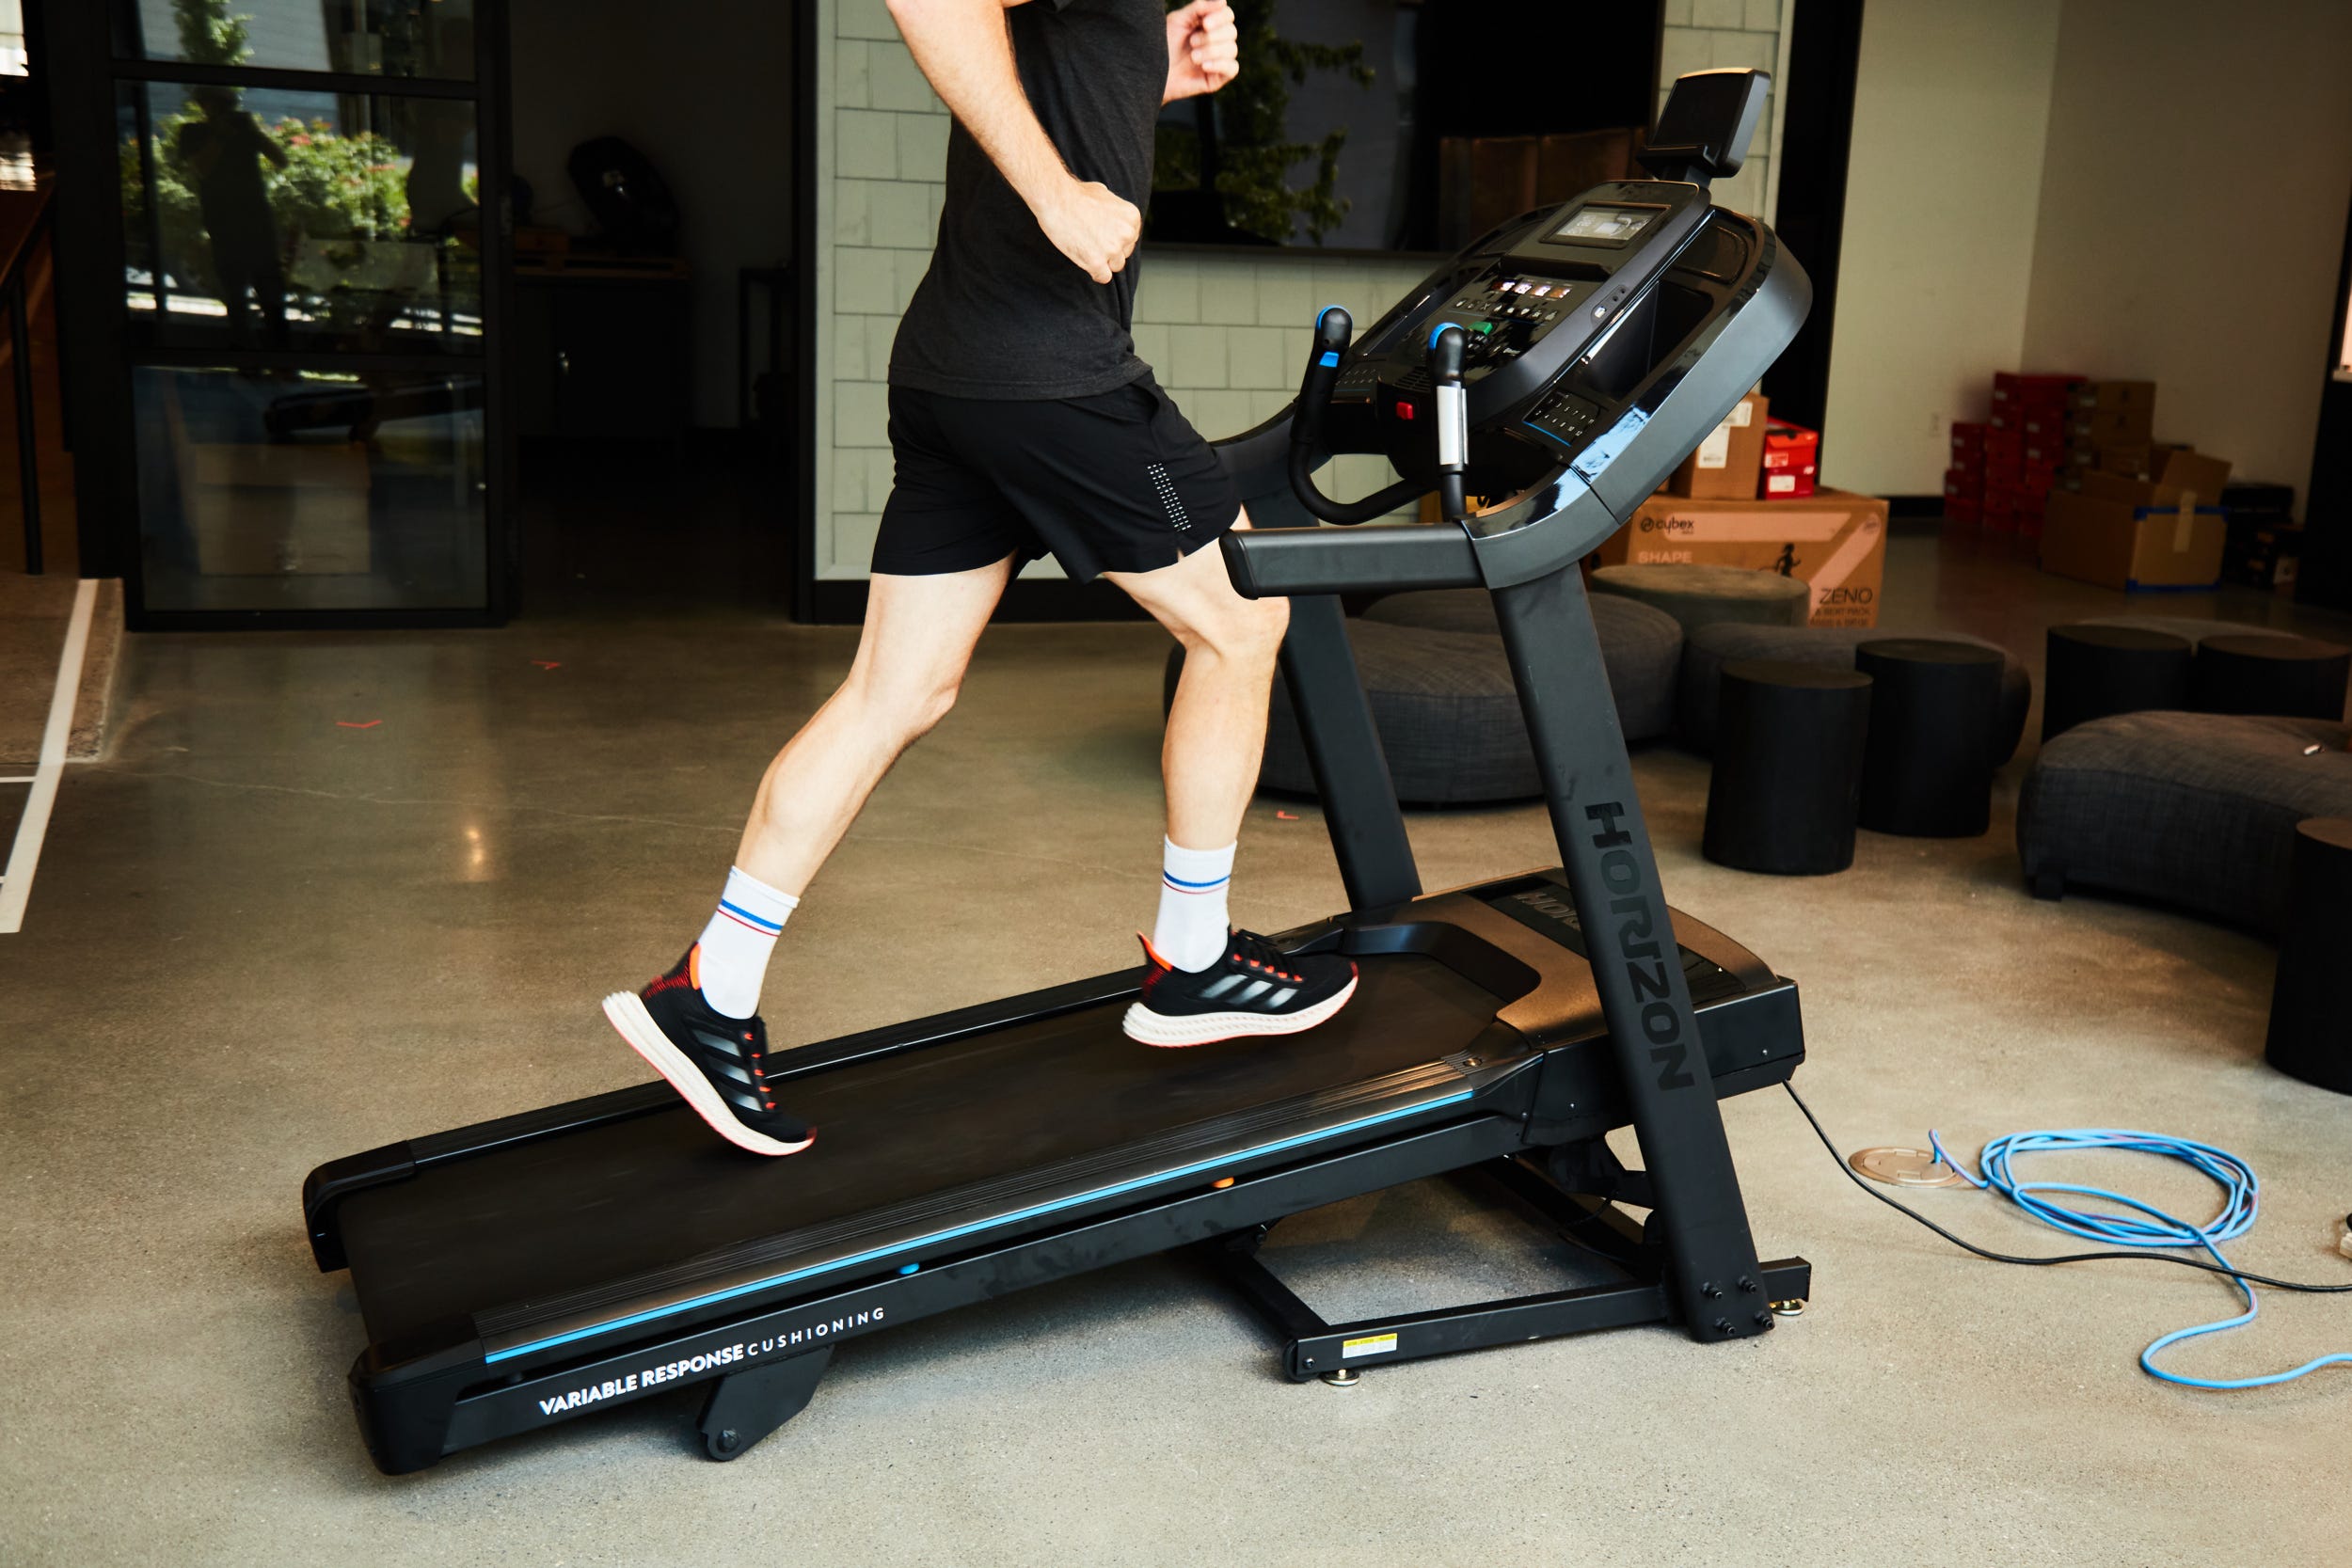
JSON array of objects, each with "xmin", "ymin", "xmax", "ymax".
[
  {"xmin": 2079, "ymin": 614, "xmax": 2296, "ymax": 647},
  {"xmin": 1361, "ymin": 589, "xmax": 1684, "ymax": 743},
  {"xmin": 1677, "ymin": 622, "xmax": 2033, "ymax": 766},
  {"xmin": 1160, "ymin": 590, "xmax": 1685, "ymax": 805},
  {"xmin": 1590, "ymin": 563, "xmax": 1811, "ymax": 637},
  {"xmin": 2017, "ymin": 712, "xmax": 2352, "ymax": 933}
]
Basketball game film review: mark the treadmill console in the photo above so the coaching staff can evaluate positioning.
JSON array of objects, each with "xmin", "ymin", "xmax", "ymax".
[
  {"xmin": 1280, "ymin": 170, "xmax": 1788, "ymax": 540},
  {"xmin": 1244, "ymin": 67, "xmax": 1807, "ymax": 587}
]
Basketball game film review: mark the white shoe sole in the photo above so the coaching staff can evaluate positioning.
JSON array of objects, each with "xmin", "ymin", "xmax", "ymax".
[
  {"xmin": 601, "ymin": 991, "xmax": 816, "ymax": 1158},
  {"xmin": 1120, "ymin": 974, "xmax": 1359, "ymax": 1048}
]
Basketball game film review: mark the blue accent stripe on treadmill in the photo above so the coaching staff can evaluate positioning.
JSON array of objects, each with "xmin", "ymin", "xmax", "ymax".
[
  {"xmin": 1318, "ymin": 351, "xmax": 1340, "ymax": 368},
  {"xmin": 718, "ymin": 898, "xmax": 785, "ymax": 933},
  {"xmin": 483, "ymin": 1087, "xmax": 1477, "ymax": 1364},
  {"xmin": 1161, "ymin": 871, "xmax": 1231, "ymax": 889}
]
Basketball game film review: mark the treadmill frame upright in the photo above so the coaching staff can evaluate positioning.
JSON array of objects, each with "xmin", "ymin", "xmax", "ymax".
[{"xmin": 1238, "ymin": 561, "xmax": 1781, "ymax": 1352}]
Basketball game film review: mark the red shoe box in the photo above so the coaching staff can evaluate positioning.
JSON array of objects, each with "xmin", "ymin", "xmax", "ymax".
[
  {"xmin": 1759, "ymin": 419, "xmax": 1820, "ymax": 498},
  {"xmin": 1949, "ymin": 420, "xmax": 1990, "ymax": 459},
  {"xmin": 2021, "ymin": 459, "xmax": 2061, "ymax": 494},
  {"xmin": 1945, "ymin": 496, "xmax": 1982, "ymax": 525},
  {"xmin": 1944, "ymin": 465, "xmax": 1984, "ymax": 500}
]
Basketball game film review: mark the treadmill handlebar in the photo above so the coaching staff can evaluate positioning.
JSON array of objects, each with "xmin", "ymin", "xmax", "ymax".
[
  {"xmin": 1429, "ymin": 324, "xmax": 1470, "ymax": 526},
  {"xmin": 1286, "ymin": 306, "xmax": 1425, "ymax": 527},
  {"xmin": 1219, "ymin": 520, "xmax": 1482, "ymax": 601}
]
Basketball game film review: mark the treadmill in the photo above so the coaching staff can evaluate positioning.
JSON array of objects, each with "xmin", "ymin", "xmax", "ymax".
[{"xmin": 306, "ymin": 68, "xmax": 1814, "ymax": 1475}]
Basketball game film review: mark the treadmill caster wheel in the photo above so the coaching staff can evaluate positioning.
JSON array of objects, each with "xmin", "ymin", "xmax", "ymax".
[{"xmin": 1319, "ymin": 1368, "xmax": 1360, "ymax": 1386}]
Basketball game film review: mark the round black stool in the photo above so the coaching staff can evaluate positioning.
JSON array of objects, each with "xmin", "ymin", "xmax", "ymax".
[
  {"xmin": 2191, "ymin": 633, "xmax": 2351, "ymax": 720},
  {"xmin": 2042, "ymin": 624, "xmax": 2193, "ymax": 740},
  {"xmin": 1854, "ymin": 638, "xmax": 2005, "ymax": 837},
  {"xmin": 2265, "ymin": 817, "xmax": 2352, "ymax": 1095},
  {"xmin": 1703, "ymin": 659, "xmax": 1874, "ymax": 875}
]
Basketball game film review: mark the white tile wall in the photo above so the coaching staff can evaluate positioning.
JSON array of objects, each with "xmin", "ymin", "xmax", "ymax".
[
  {"xmin": 1656, "ymin": 10, "xmax": 1790, "ymax": 222},
  {"xmin": 811, "ymin": 2, "xmax": 1791, "ymax": 584}
]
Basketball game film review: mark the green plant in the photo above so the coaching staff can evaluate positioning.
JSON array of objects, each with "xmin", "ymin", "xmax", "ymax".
[
  {"xmin": 1157, "ymin": 0, "xmax": 1375, "ymax": 245},
  {"xmin": 172, "ymin": 0, "xmax": 248, "ymax": 66}
]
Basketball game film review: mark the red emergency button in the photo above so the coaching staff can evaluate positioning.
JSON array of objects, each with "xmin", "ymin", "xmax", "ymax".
[{"xmin": 1394, "ymin": 401, "xmax": 1415, "ymax": 420}]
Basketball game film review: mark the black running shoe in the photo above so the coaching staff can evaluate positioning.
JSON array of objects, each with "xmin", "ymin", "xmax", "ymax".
[
  {"xmin": 601, "ymin": 947, "xmax": 816, "ymax": 1157},
  {"xmin": 1122, "ymin": 928, "xmax": 1359, "ymax": 1048}
]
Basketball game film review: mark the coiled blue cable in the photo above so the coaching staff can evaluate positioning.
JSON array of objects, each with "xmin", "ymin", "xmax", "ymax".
[{"xmin": 1925, "ymin": 1128, "xmax": 2352, "ymax": 1389}]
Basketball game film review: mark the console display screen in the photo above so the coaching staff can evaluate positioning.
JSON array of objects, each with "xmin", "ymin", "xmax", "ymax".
[{"xmin": 1553, "ymin": 204, "xmax": 1658, "ymax": 244}]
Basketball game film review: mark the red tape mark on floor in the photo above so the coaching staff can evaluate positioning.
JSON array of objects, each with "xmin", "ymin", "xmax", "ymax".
[
  {"xmin": 1275, "ymin": 810, "xmax": 1299, "ymax": 820},
  {"xmin": 532, "ymin": 660, "xmax": 562, "ymax": 670},
  {"xmin": 336, "ymin": 720, "xmax": 382, "ymax": 729}
]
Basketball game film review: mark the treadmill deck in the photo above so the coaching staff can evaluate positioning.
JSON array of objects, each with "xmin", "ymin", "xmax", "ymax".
[{"xmin": 338, "ymin": 955, "xmax": 1509, "ymax": 1348}]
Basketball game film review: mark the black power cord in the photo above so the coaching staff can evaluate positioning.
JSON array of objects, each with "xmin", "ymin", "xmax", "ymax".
[{"xmin": 1782, "ymin": 1081, "xmax": 2352, "ymax": 1295}]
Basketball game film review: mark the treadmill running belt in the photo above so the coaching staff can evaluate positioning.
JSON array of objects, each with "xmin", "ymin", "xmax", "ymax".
[{"xmin": 339, "ymin": 955, "xmax": 1507, "ymax": 1346}]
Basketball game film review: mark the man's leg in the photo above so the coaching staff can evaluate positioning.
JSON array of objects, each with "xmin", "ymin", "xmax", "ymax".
[
  {"xmin": 1104, "ymin": 510, "xmax": 1287, "ymax": 858},
  {"xmin": 602, "ymin": 557, "xmax": 1011, "ymax": 1155},
  {"xmin": 736, "ymin": 556, "xmax": 1015, "ymax": 899},
  {"xmin": 1105, "ymin": 515, "xmax": 1358, "ymax": 1046}
]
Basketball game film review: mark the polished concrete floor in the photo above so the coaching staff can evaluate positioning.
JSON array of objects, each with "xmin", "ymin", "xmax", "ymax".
[{"xmin": 5, "ymin": 531, "xmax": 2351, "ymax": 1566}]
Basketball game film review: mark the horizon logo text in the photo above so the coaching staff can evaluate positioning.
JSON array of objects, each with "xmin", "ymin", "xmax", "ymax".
[
  {"xmin": 1583, "ymin": 800, "xmax": 1696, "ymax": 1091},
  {"xmin": 532, "ymin": 1308, "xmax": 886, "ymax": 1418}
]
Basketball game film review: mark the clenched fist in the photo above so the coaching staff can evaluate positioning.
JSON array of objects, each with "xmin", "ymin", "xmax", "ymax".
[
  {"xmin": 1164, "ymin": 0, "xmax": 1240, "ymax": 103},
  {"xmin": 1038, "ymin": 177, "xmax": 1143, "ymax": 285}
]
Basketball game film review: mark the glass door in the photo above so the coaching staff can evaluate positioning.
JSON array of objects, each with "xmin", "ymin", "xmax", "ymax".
[{"xmin": 105, "ymin": 0, "xmax": 505, "ymax": 622}]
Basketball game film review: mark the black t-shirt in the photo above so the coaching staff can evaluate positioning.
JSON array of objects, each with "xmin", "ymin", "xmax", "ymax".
[{"xmin": 888, "ymin": 0, "xmax": 1165, "ymax": 401}]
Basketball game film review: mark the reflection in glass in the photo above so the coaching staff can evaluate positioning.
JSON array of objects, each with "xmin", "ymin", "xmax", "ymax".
[
  {"xmin": 133, "ymin": 366, "xmax": 488, "ymax": 611},
  {"xmin": 113, "ymin": 0, "xmax": 477, "ymax": 82},
  {"xmin": 119, "ymin": 83, "xmax": 483, "ymax": 354}
]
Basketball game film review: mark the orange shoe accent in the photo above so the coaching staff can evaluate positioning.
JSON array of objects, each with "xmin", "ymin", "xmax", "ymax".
[
  {"xmin": 1136, "ymin": 932, "xmax": 1174, "ymax": 971},
  {"xmin": 688, "ymin": 943, "xmax": 702, "ymax": 990}
]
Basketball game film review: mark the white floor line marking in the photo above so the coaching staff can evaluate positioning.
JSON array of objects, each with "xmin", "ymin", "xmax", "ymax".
[
  {"xmin": 0, "ymin": 776, "xmax": 33, "ymax": 784},
  {"xmin": 0, "ymin": 577, "xmax": 97, "ymax": 934}
]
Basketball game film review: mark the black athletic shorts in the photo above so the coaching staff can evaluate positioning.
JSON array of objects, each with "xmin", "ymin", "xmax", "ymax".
[{"xmin": 872, "ymin": 372, "xmax": 1244, "ymax": 582}]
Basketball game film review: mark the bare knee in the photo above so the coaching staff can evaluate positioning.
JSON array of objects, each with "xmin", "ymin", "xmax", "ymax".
[
  {"xmin": 843, "ymin": 667, "xmax": 961, "ymax": 747},
  {"xmin": 1180, "ymin": 594, "xmax": 1288, "ymax": 669}
]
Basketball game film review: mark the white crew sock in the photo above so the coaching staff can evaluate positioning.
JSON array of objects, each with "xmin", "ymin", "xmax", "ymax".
[
  {"xmin": 1152, "ymin": 837, "xmax": 1236, "ymax": 973},
  {"xmin": 695, "ymin": 866, "xmax": 799, "ymax": 1018}
]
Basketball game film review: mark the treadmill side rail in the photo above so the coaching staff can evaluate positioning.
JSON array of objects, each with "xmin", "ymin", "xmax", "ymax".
[{"xmin": 361, "ymin": 1116, "xmax": 1531, "ymax": 1473}]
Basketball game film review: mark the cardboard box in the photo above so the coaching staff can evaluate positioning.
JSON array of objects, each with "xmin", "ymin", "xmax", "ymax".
[
  {"xmin": 2040, "ymin": 454, "xmax": 2233, "ymax": 592},
  {"xmin": 2071, "ymin": 379, "xmax": 2156, "ymax": 418},
  {"xmin": 2151, "ymin": 447, "xmax": 2233, "ymax": 505},
  {"xmin": 1605, "ymin": 488, "xmax": 1888, "ymax": 626},
  {"xmin": 1759, "ymin": 419, "xmax": 1820, "ymax": 498},
  {"xmin": 2070, "ymin": 407, "xmax": 2154, "ymax": 447},
  {"xmin": 2098, "ymin": 443, "xmax": 2153, "ymax": 479},
  {"xmin": 1665, "ymin": 391, "xmax": 1769, "ymax": 499}
]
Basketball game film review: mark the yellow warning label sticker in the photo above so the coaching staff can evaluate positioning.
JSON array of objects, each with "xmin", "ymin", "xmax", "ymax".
[{"xmin": 1341, "ymin": 1333, "xmax": 1398, "ymax": 1359}]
